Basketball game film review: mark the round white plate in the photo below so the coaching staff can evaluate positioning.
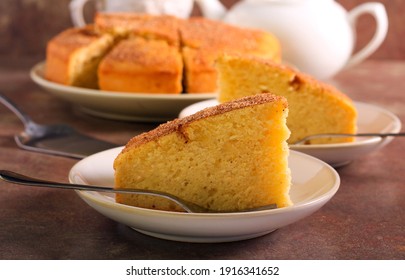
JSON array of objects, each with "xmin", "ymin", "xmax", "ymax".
[
  {"xmin": 30, "ymin": 62, "xmax": 216, "ymax": 122},
  {"xmin": 69, "ymin": 147, "xmax": 340, "ymax": 243},
  {"xmin": 180, "ymin": 100, "xmax": 402, "ymax": 167}
]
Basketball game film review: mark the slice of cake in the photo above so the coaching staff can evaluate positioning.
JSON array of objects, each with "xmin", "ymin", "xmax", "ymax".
[
  {"xmin": 114, "ymin": 93, "xmax": 291, "ymax": 212},
  {"xmin": 98, "ymin": 37, "xmax": 183, "ymax": 93},
  {"xmin": 45, "ymin": 25, "xmax": 115, "ymax": 89},
  {"xmin": 94, "ymin": 12, "xmax": 181, "ymax": 46},
  {"xmin": 181, "ymin": 46, "xmax": 221, "ymax": 93},
  {"xmin": 216, "ymin": 55, "xmax": 357, "ymax": 144},
  {"xmin": 179, "ymin": 17, "xmax": 281, "ymax": 58},
  {"xmin": 179, "ymin": 17, "xmax": 281, "ymax": 93}
]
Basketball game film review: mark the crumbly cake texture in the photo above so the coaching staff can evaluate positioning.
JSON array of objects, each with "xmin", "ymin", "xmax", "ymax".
[
  {"xmin": 114, "ymin": 93, "xmax": 291, "ymax": 212},
  {"xmin": 216, "ymin": 54, "xmax": 358, "ymax": 144},
  {"xmin": 46, "ymin": 13, "xmax": 281, "ymax": 93}
]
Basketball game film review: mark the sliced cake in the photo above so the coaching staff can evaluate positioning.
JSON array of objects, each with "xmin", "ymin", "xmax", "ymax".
[
  {"xmin": 179, "ymin": 17, "xmax": 281, "ymax": 93},
  {"xmin": 98, "ymin": 37, "xmax": 183, "ymax": 93},
  {"xmin": 46, "ymin": 14, "xmax": 282, "ymax": 94},
  {"xmin": 45, "ymin": 25, "xmax": 115, "ymax": 89},
  {"xmin": 114, "ymin": 93, "xmax": 291, "ymax": 212},
  {"xmin": 94, "ymin": 12, "xmax": 181, "ymax": 46},
  {"xmin": 216, "ymin": 55, "xmax": 357, "ymax": 144}
]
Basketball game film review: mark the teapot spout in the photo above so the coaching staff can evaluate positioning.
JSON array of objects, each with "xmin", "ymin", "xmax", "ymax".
[{"xmin": 195, "ymin": 0, "xmax": 227, "ymax": 20}]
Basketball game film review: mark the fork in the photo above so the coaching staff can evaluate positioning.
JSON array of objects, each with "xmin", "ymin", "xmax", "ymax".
[
  {"xmin": 0, "ymin": 170, "xmax": 277, "ymax": 213},
  {"xmin": 292, "ymin": 132, "xmax": 405, "ymax": 145}
]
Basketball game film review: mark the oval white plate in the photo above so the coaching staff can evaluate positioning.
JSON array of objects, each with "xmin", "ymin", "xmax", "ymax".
[
  {"xmin": 69, "ymin": 147, "xmax": 339, "ymax": 243},
  {"xmin": 30, "ymin": 62, "xmax": 216, "ymax": 122},
  {"xmin": 180, "ymin": 100, "xmax": 402, "ymax": 167}
]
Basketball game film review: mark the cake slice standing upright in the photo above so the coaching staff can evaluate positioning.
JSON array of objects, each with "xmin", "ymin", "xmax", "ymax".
[{"xmin": 114, "ymin": 93, "xmax": 291, "ymax": 212}]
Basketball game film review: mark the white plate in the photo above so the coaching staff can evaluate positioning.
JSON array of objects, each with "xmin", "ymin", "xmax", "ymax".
[
  {"xmin": 180, "ymin": 100, "xmax": 402, "ymax": 167},
  {"xmin": 69, "ymin": 147, "xmax": 339, "ymax": 243},
  {"xmin": 30, "ymin": 62, "xmax": 216, "ymax": 122}
]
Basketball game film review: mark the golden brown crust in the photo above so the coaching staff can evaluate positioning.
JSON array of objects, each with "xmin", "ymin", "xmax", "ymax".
[
  {"xmin": 47, "ymin": 14, "xmax": 281, "ymax": 93},
  {"xmin": 221, "ymin": 54, "xmax": 353, "ymax": 104},
  {"xmin": 179, "ymin": 17, "xmax": 278, "ymax": 52},
  {"xmin": 114, "ymin": 91, "xmax": 291, "ymax": 211},
  {"xmin": 179, "ymin": 18, "xmax": 281, "ymax": 93},
  {"xmin": 216, "ymin": 54, "xmax": 357, "ymax": 144},
  {"xmin": 98, "ymin": 37, "xmax": 183, "ymax": 93},
  {"xmin": 121, "ymin": 93, "xmax": 287, "ymax": 152},
  {"xmin": 46, "ymin": 26, "xmax": 101, "ymax": 57},
  {"xmin": 279, "ymin": 62, "xmax": 352, "ymax": 103},
  {"xmin": 45, "ymin": 25, "xmax": 106, "ymax": 85},
  {"xmin": 94, "ymin": 12, "xmax": 181, "ymax": 46},
  {"xmin": 99, "ymin": 37, "xmax": 181, "ymax": 72}
]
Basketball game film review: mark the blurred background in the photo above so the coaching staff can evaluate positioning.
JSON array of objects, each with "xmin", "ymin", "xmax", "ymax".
[{"xmin": 0, "ymin": 0, "xmax": 404, "ymax": 63}]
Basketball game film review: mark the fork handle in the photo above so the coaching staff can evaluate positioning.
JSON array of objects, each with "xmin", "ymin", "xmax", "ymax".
[
  {"xmin": 294, "ymin": 132, "xmax": 405, "ymax": 145},
  {"xmin": 0, "ymin": 92, "xmax": 36, "ymax": 128},
  {"xmin": 0, "ymin": 170, "xmax": 200, "ymax": 213}
]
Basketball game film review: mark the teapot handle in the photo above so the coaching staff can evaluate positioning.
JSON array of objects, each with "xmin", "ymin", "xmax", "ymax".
[
  {"xmin": 69, "ymin": 0, "xmax": 91, "ymax": 27},
  {"xmin": 346, "ymin": 2, "xmax": 388, "ymax": 68}
]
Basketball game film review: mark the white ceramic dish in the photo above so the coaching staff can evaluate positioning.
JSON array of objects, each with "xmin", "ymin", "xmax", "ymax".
[
  {"xmin": 179, "ymin": 100, "xmax": 402, "ymax": 167},
  {"xmin": 30, "ymin": 62, "xmax": 216, "ymax": 122},
  {"xmin": 69, "ymin": 147, "xmax": 340, "ymax": 243}
]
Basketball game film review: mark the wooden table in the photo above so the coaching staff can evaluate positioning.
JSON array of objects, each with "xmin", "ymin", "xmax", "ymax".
[{"xmin": 0, "ymin": 58, "xmax": 404, "ymax": 259}]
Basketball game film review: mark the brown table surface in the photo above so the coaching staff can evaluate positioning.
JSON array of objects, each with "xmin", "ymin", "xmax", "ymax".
[{"xmin": 0, "ymin": 58, "xmax": 404, "ymax": 260}]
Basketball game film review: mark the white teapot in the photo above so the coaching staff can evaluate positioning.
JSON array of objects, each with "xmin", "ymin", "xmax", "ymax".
[{"xmin": 196, "ymin": 0, "xmax": 388, "ymax": 79}]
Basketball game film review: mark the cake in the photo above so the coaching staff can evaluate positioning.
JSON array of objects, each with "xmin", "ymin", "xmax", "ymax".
[
  {"xmin": 94, "ymin": 12, "xmax": 181, "ymax": 46},
  {"xmin": 98, "ymin": 37, "xmax": 183, "ymax": 93},
  {"xmin": 114, "ymin": 93, "xmax": 291, "ymax": 212},
  {"xmin": 45, "ymin": 25, "xmax": 115, "ymax": 88},
  {"xmin": 216, "ymin": 55, "xmax": 357, "ymax": 144},
  {"xmin": 180, "ymin": 17, "xmax": 281, "ymax": 93},
  {"xmin": 181, "ymin": 46, "xmax": 220, "ymax": 93},
  {"xmin": 46, "ymin": 13, "xmax": 281, "ymax": 94}
]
